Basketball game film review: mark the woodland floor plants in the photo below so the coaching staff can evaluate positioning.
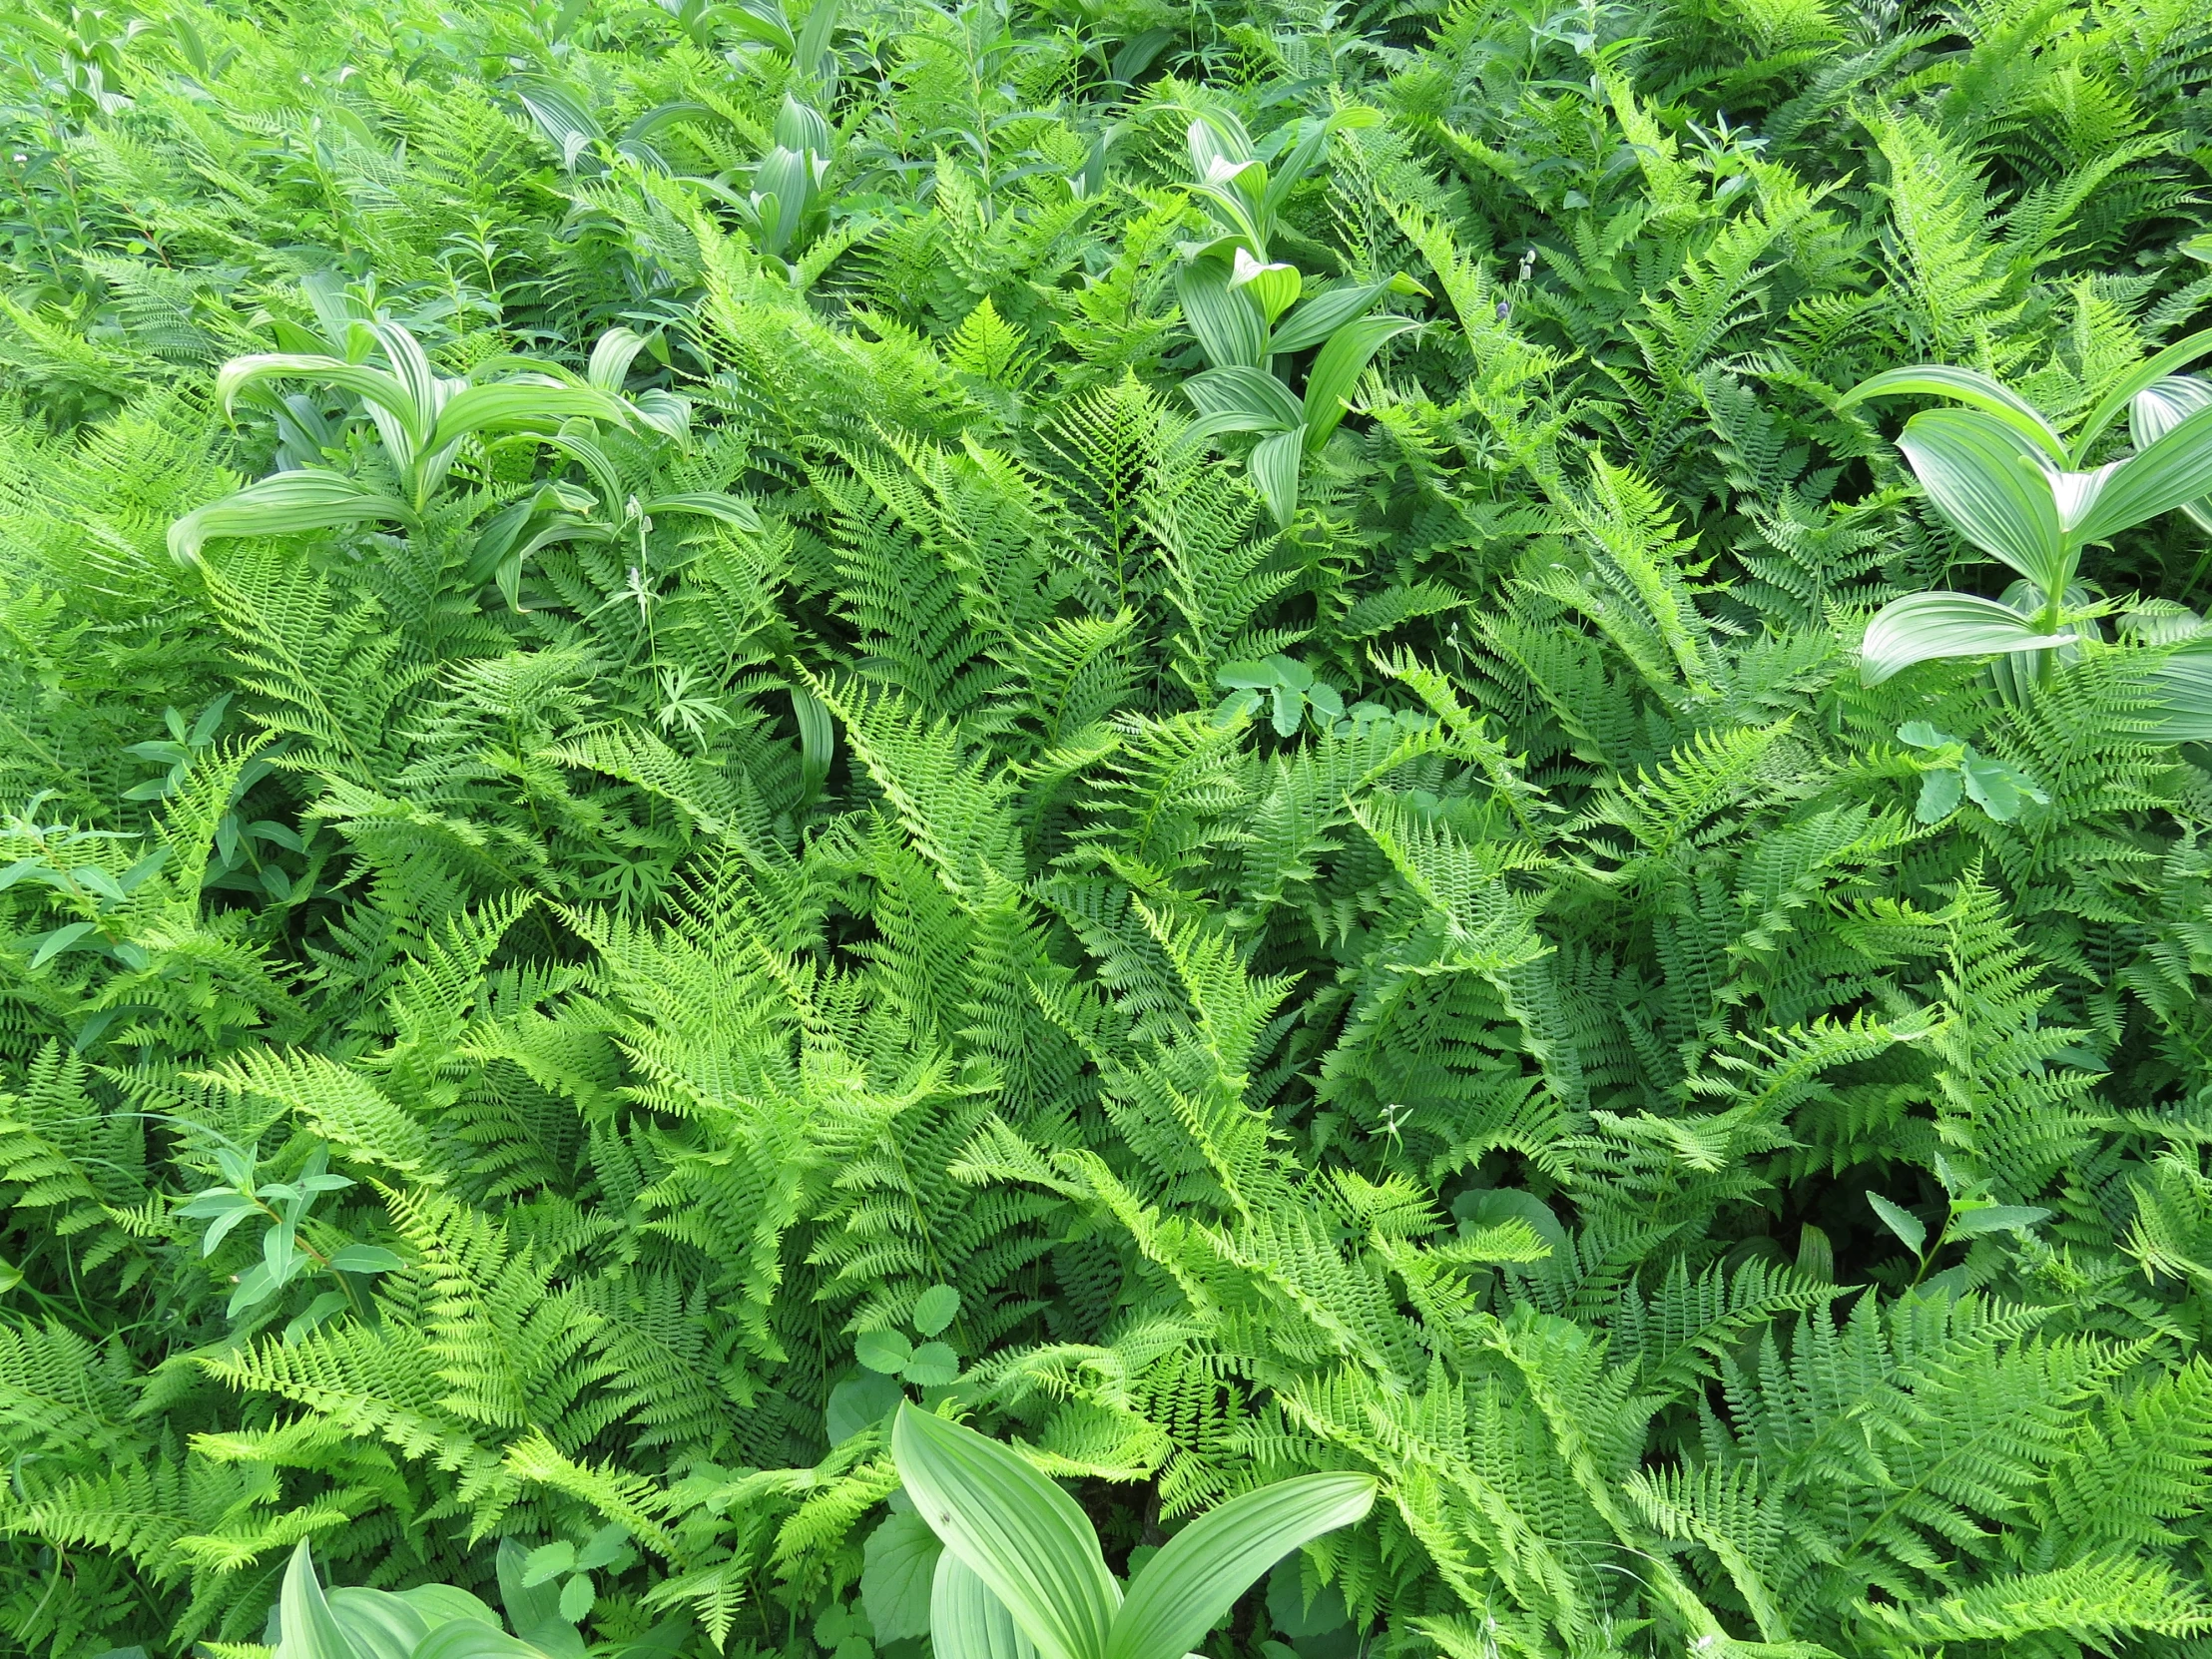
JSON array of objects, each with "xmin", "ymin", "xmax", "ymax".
[
  {"xmin": 9, "ymin": 0, "xmax": 2212, "ymax": 1656},
  {"xmin": 890, "ymin": 1405, "xmax": 1375, "ymax": 1659},
  {"xmin": 1845, "ymin": 343, "xmax": 2212, "ymax": 727}
]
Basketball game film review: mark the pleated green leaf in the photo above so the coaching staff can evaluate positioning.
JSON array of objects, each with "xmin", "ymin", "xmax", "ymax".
[
  {"xmin": 1842, "ymin": 365, "xmax": 2067, "ymax": 463},
  {"xmin": 168, "ymin": 468, "xmax": 417, "ymax": 564},
  {"xmin": 1895, "ymin": 408, "xmax": 2066, "ymax": 590},
  {"xmin": 1860, "ymin": 591, "xmax": 2077, "ymax": 685},
  {"xmin": 2075, "ymin": 399, "xmax": 2212, "ymax": 545},
  {"xmin": 930, "ymin": 1549, "xmax": 1042, "ymax": 1659},
  {"xmin": 1104, "ymin": 1475, "xmax": 1376, "ymax": 1659},
  {"xmin": 1302, "ymin": 314, "xmax": 1417, "ymax": 450},
  {"xmin": 891, "ymin": 1404, "xmax": 1119, "ymax": 1659},
  {"xmin": 276, "ymin": 1542, "xmax": 362, "ymax": 1659}
]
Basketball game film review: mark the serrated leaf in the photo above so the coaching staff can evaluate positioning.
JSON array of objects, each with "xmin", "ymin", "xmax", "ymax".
[
  {"xmin": 1916, "ymin": 768, "xmax": 1963, "ymax": 824},
  {"xmin": 902, "ymin": 1340, "xmax": 959, "ymax": 1386},
  {"xmin": 1868, "ymin": 1193, "xmax": 1928, "ymax": 1255},
  {"xmin": 521, "ymin": 1543, "xmax": 575, "ymax": 1588},
  {"xmin": 862, "ymin": 1511, "xmax": 942, "ymax": 1642},
  {"xmin": 857, "ymin": 1329, "xmax": 915, "ymax": 1374},
  {"xmin": 1951, "ymin": 1205, "xmax": 2051, "ymax": 1236},
  {"xmin": 912, "ymin": 1284, "xmax": 960, "ymax": 1336},
  {"xmin": 557, "ymin": 1575, "xmax": 594, "ymax": 1624},
  {"xmin": 828, "ymin": 1374, "xmax": 905, "ymax": 1446}
]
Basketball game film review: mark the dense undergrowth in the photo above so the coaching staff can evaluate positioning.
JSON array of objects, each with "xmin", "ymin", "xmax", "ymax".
[{"xmin": 6, "ymin": 0, "xmax": 2212, "ymax": 1655}]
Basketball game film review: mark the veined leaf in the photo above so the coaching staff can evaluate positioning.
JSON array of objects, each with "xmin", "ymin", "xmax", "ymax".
[
  {"xmin": 218, "ymin": 354, "xmax": 423, "ymax": 443},
  {"xmin": 276, "ymin": 1542, "xmax": 361, "ymax": 1659},
  {"xmin": 1303, "ymin": 314, "xmax": 1416, "ymax": 449},
  {"xmin": 2151, "ymin": 642, "xmax": 2212, "ymax": 742},
  {"xmin": 169, "ymin": 469, "xmax": 418, "ymax": 564},
  {"xmin": 1182, "ymin": 365, "xmax": 1303, "ymax": 432},
  {"xmin": 2073, "ymin": 328, "xmax": 2212, "ymax": 460},
  {"xmin": 2075, "ymin": 399, "xmax": 2212, "ymax": 545},
  {"xmin": 1270, "ymin": 281, "xmax": 1390, "ymax": 356},
  {"xmin": 1248, "ymin": 427, "xmax": 1306, "ymax": 527},
  {"xmin": 1105, "ymin": 1475, "xmax": 1376, "ymax": 1659},
  {"xmin": 931, "ymin": 1552, "xmax": 1041, "ymax": 1659},
  {"xmin": 1842, "ymin": 365, "xmax": 2067, "ymax": 463},
  {"xmin": 891, "ymin": 1404, "xmax": 1119, "ymax": 1659},
  {"xmin": 424, "ymin": 383, "xmax": 631, "ymax": 456},
  {"xmin": 1860, "ymin": 592, "xmax": 2076, "ymax": 685},
  {"xmin": 1177, "ymin": 261, "xmax": 1267, "ymax": 369},
  {"xmin": 1895, "ymin": 408, "xmax": 2066, "ymax": 590}
]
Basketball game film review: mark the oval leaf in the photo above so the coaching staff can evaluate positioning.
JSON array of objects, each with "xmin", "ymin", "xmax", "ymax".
[
  {"xmin": 1105, "ymin": 1475, "xmax": 1376, "ymax": 1659},
  {"xmin": 857, "ymin": 1329, "xmax": 915, "ymax": 1374},
  {"xmin": 1895, "ymin": 408, "xmax": 2064, "ymax": 589},
  {"xmin": 890, "ymin": 1403, "xmax": 1119, "ymax": 1659},
  {"xmin": 930, "ymin": 1550, "xmax": 1041, "ymax": 1659},
  {"xmin": 1859, "ymin": 592, "xmax": 2076, "ymax": 686}
]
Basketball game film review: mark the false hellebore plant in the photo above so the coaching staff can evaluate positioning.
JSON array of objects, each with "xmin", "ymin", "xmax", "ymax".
[
  {"xmin": 170, "ymin": 283, "xmax": 752, "ymax": 608},
  {"xmin": 1843, "ymin": 338, "xmax": 2212, "ymax": 733},
  {"xmin": 890, "ymin": 1403, "xmax": 1375, "ymax": 1659},
  {"xmin": 1174, "ymin": 108, "xmax": 1420, "ymax": 527}
]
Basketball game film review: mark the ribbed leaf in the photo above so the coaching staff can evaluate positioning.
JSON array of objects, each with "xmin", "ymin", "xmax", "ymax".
[
  {"xmin": 2151, "ymin": 643, "xmax": 2212, "ymax": 742},
  {"xmin": 394, "ymin": 1586, "xmax": 502, "ymax": 1632},
  {"xmin": 1176, "ymin": 262, "xmax": 1267, "ymax": 369},
  {"xmin": 1860, "ymin": 591, "xmax": 2077, "ymax": 685},
  {"xmin": 1302, "ymin": 314, "xmax": 1415, "ymax": 449},
  {"xmin": 1248, "ymin": 427, "xmax": 1306, "ymax": 527},
  {"xmin": 2073, "ymin": 328, "xmax": 2212, "ymax": 460},
  {"xmin": 1895, "ymin": 408, "xmax": 2065, "ymax": 590},
  {"xmin": 424, "ymin": 384, "xmax": 630, "ymax": 454},
  {"xmin": 2075, "ymin": 399, "xmax": 2212, "ymax": 545},
  {"xmin": 586, "ymin": 327, "xmax": 649, "ymax": 394},
  {"xmin": 1105, "ymin": 1475, "xmax": 1376, "ymax": 1659},
  {"xmin": 1842, "ymin": 365, "xmax": 2066, "ymax": 463},
  {"xmin": 891, "ymin": 1404, "xmax": 1119, "ymax": 1659},
  {"xmin": 640, "ymin": 492, "xmax": 762, "ymax": 527},
  {"xmin": 1183, "ymin": 365, "xmax": 1303, "ymax": 432},
  {"xmin": 931, "ymin": 1550, "xmax": 1042, "ymax": 1659},
  {"xmin": 276, "ymin": 1542, "xmax": 361, "ymax": 1659},
  {"xmin": 169, "ymin": 468, "xmax": 417, "ymax": 564},
  {"xmin": 217, "ymin": 353, "xmax": 421, "ymax": 437},
  {"xmin": 1269, "ymin": 281, "xmax": 1388, "ymax": 356},
  {"xmin": 411, "ymin": 1623, "xmax": 547, "ymax": 1659},
  {"xmin": 325, "ymin": 1590, "xmax": 430, "ymax": 1659}
]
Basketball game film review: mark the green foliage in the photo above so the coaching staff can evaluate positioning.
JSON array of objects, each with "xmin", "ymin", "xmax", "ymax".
[{"xmin": 4, "ymin": 0, "xmax": 2212, "ymax": 1657}]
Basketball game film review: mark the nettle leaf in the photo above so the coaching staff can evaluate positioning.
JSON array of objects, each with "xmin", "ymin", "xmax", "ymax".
[
  {"xmin": 863, "ymin": 1512, "xmax": 943, "ymax": 1642},
  {"xmin": 1917, "ymin": 768, "xmax": 1964, "ymax": 824}
]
